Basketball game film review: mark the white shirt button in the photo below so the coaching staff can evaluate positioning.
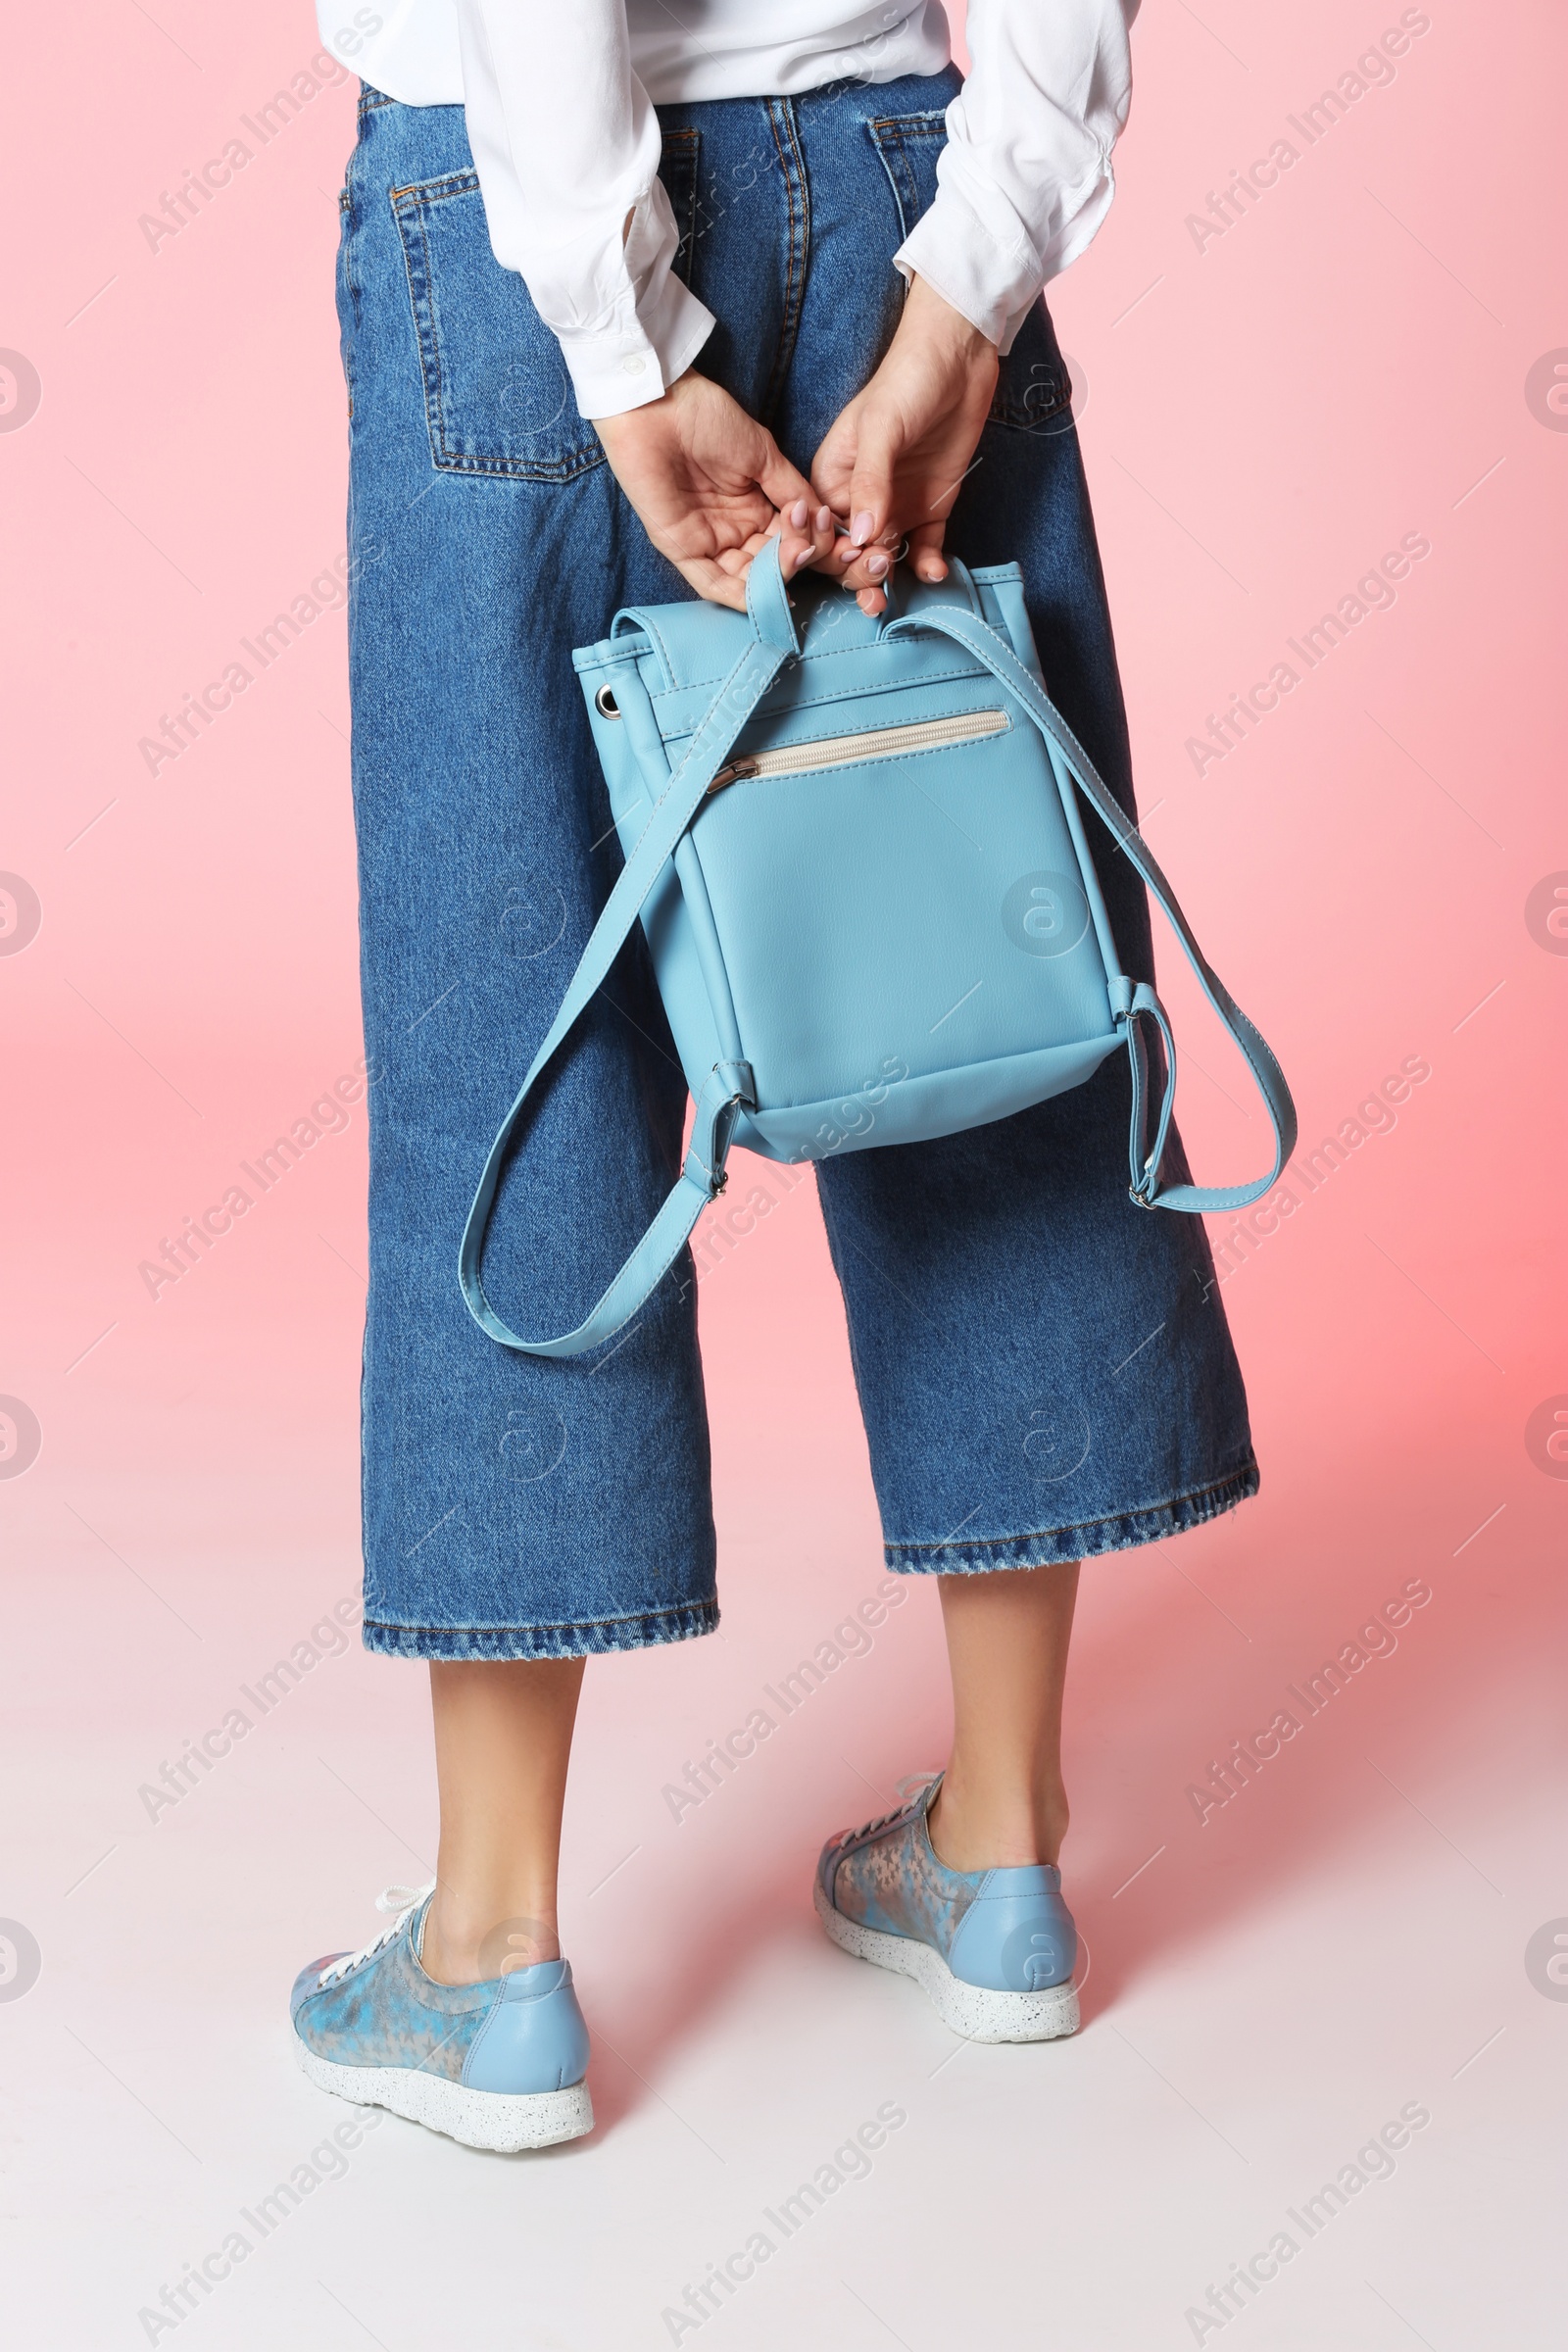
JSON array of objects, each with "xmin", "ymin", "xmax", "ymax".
[{"xmin": 621, "ymin": 355, "xmax": 646, "ymax": 375}]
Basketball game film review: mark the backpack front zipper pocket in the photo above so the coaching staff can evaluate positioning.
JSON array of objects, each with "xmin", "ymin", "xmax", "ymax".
[{"xmin": 708, "ymin": 707, "xmax": 1008, "ymax": 794}]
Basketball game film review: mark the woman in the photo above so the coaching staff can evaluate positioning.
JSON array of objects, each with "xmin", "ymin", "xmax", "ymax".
[{"xmin": 290, "ymin": 0, "xmax": 1256, "ymax": 2151}]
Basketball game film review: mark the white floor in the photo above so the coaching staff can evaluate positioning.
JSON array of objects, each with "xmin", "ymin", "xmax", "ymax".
[
  {"xmin": 6, "ymin": 1507, "xmax": 1563, "ymax": 2349},
  {"xmin": 5, "ymin": 1173, "xmax": 1564, "ymax": 2349}
]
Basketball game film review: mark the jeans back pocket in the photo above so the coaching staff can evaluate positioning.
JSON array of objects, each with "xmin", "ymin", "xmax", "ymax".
[
  {"xmin": 391, "ymin": 170, "xmax": 603, "ymax": 483},
  {"xmin": 864, "ymin": 111, "xmax": 947, "ymax": 241}
]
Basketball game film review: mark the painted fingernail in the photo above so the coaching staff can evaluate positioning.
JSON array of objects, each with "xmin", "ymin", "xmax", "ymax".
[
  {"xmin": 815, "ymin": 505, "xmax": 833, "ymax": 534},
  {"xmin": 790, "ymin": 499, "xmax": 808, "ymax": 529},
  {"xmin": 851, "ymin": 511, "xmax": 875, "ymax": 546},
  {"xmin": 865, "ymin": 551, "xmax": 888, "ymax": 577}
]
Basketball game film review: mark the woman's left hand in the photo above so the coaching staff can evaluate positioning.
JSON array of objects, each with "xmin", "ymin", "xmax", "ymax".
[{"xmin": 810, "ymin": 274, "xmax": 1000, "ymax": 615}]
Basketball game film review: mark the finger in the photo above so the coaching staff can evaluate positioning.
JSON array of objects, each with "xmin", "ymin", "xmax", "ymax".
[
  {"xmin": 700, "ymin": 525, "xmax": 819, "ymax": 602},
  {"xmin": 806, "ymin": 531, "xmax": 853, "ymax": 580},
  {"xmin": 755, "ymin": 436, "xmax": 826, "ymax": 543},
  {"xmin": 675, "ymin": 555, "xmax": 751, "ymax": 612},
  {"xmin": 808, "ymin": 418, "xmax": 856, "ymax": 517},
  {"xmin": 908, "ymin": 519, "xmax": 948, "ymax": 584},
  {"xmin": 756, "ymin": 500, "xmax": 837, "ymax": 588},
  {"xmin": 734, "ymin": 540, "xmax": 807, "ymax": 589},
  {"xmin": 792, "ymin": 501, "xmax": 839, "ymax": 567},
  {"xmin": 833, "ymin": 530, "xmax": 901, "ymax": 591},
  {"xmin": 750, "ymin": 525, "xmax": 812, "ymax": 577},
  {"xmin": 845, "ymin": 411, "xmax": 901, "ymax": 551},
  {"xmin": 771, "ymin": 501, "xmax": 829, "ymax": 580}
]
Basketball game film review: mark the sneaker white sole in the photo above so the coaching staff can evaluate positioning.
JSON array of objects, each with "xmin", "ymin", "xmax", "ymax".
[
  {"xmin": 292, "ymin": 2028, "xmax": 593, "ymax": 2151},
  {"xmin": 813, "ymin": 1880, "xmax": 1079, "ymax": 2044}
]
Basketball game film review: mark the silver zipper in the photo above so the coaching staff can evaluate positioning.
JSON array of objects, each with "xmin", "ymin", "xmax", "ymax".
[{"xmin": 708, "ymin": 707, "xmax": 1008, "ymax": 793}]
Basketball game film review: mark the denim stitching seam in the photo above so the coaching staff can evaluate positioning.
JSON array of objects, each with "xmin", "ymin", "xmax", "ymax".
[
  {"xmin": 651, "ymin": 657, "xmax": 985, "ymax": 710},
  {"xmin": 390, "ymin": 173, "xmax": 605, "ymax": 484},
  {"xmin": 662, "ymin": 127, "xmax": 701, "ymax": 284},
  {"xmin": 866, "ymin": 114, "xmax": 947, "ymax": 241},
  {"xmin": 760, "ymin": 98, "xmax": 810, "ymax": 427},
  {"xmin": 361, "ymin": 1597, "xmax": 720, "ymax": 1659},
  {"xmin": 884, "ymin": 1465, "xmax": 1261, "ymax": 1559},
  {"xmin": 366, "ymin": 1597, "xmax": 717, "ymax": 1637}
]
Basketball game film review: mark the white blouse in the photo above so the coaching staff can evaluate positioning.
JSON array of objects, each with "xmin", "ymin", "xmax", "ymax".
[{"xmin": 316, "ymin": 2, "xmax": 1138, "ymax": 418}]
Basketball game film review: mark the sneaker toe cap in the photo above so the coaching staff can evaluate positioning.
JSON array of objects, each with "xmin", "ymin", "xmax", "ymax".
[
  {"xmin": 290, "ymin": 1954, "xmax": 347, "ymax": 2023},
  {"xmin": 815, "ymin": 1837, "xmax": 847, "ymax": 1908}
]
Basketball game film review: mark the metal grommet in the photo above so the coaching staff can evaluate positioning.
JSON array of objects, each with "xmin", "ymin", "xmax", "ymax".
[{"xmin": 594, "ymin": 685, "xmax": 620, "ymax": 718}]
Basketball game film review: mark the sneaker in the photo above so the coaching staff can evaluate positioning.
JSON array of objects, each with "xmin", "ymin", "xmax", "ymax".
[
  {"xmin": 814, "ymin": 1776, "xmax": 1079, "ymax": 2042},
  {"xmin": 289, "ymin": 1884, "xmax": 593, "ymax": 2151}
]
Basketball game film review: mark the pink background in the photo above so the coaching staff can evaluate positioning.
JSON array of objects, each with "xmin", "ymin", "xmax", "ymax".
[{"xmin": 3, "ymin": 3, "xmax": 1565, "ymax": 2345}]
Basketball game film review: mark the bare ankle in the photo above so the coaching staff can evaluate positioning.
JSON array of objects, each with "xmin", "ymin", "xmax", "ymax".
[
  {"xmin": 419, "ymin": 1889, "xmax": 561, "ymax": 1986},
  {"xmin": 928, "ymin": 1776, "xmax": 1068, "ymax": 1874}
]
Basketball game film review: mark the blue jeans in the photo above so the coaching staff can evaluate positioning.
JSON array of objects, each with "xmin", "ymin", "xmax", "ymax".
[{"xmin": 338, "ymin": 72, "xmax": 1257, "ymax": 1660}]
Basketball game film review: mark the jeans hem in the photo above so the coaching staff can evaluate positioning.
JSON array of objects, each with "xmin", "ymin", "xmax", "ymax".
[
  {"xmin": 882, "ymin": 1462, "xmax": 1261, "ymax": 1575},
  {"xmin": 361, "ymin": 1598, "xmax": 719, "ymax": 1661}
]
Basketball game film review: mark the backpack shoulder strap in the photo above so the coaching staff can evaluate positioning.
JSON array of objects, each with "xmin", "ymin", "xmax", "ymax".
[
  {"xmin": 887, "ymin": 602, "xmax": 1297, "ymax": 1213},
  {"xmin": 458, "ymin": 554, "xmax": 799, "ymax": 1356}
]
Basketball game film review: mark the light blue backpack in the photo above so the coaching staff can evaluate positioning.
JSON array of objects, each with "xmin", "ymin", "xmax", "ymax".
[{"xmin": 461, "ymin": 539, "xmax": 1295, "ymax": 1356}]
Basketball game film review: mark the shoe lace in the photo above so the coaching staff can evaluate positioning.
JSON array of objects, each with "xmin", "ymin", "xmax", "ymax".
[
  {"xmin": 317, "ymin": 1882, "xmax": 434, "ymax": 1989},
  {"xmin": 830, "ymin": 1770, "xmax": 942, "ymax": 1853}
]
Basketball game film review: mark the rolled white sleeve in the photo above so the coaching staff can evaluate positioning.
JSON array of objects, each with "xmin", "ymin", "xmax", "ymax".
[
  {"xmin": 895, "ymin": 0, "xmax": 1140, "ymax": 352},
  {"xmin": 454, "ymin": 2, "xmax": 716, "ymax": 419}
]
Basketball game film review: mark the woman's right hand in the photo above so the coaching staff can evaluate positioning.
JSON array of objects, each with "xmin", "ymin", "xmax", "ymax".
[
  {"xmin": 594, "ymin": 370, "xmax": 836, "ymax": 612},
  {"xmin": 809, "ymin": 274, "xmax": 1001, "ymax": 615}
]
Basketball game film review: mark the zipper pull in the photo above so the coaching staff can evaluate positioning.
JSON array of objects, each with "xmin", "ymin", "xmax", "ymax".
[{"xmin": 708, "ymin": 758, "xmax": 758, "ymax": 793}]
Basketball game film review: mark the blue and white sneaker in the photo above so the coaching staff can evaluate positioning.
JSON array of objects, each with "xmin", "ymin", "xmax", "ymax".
[
  {"xmin": 289, "ymin": 1884, "xmax": 593, "ymax": 2151},
  {"xmin": 815, "ymin": 1776, "xmax": 1080, "ymax": 2042}
]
